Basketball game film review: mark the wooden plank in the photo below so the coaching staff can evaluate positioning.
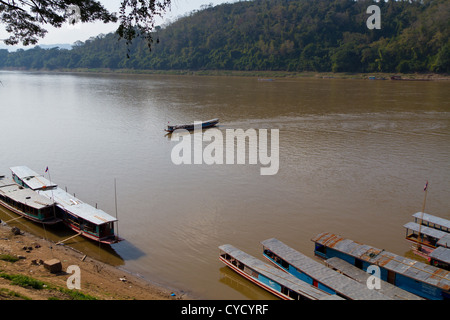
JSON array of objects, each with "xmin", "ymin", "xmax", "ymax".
[
  {"xmin": 4, "ymin": 215, "xmax": 24, "ymax": 223},
  {"xmin": 56, "ymin": 232, "xmax": 82, "ymax": 245}
]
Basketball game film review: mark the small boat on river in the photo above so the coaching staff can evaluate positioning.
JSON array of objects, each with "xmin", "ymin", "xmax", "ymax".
[{"xmin": 165, "ymin": 118, "xmax": 219, "ymax": 133}]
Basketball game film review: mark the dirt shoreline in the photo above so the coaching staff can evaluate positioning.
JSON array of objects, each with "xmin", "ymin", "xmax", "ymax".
[{"xmin": 0, "ymin": 222, "xmax": 185, "ymax": 300}]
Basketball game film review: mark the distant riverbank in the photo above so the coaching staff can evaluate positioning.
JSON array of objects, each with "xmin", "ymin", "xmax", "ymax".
[{"xmin": 2, "ymin": 68, "xmax": 449, "ymax": 81}]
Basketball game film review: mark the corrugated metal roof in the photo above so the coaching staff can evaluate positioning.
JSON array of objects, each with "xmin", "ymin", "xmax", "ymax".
[
  {"xmin": 404, "ymin": 222, "xmax": 448, "ymax": 240},
  {"xmin": 0, "ymin": 183, "xmax": 54, "ymax": 210},
  {"xmin": 312, "ymin": 232, "xmax": 450, "ymax": 292},
  {"xmin": 219, "ymin": 244, "xmax": 343, "ymax": 300},
  {"xmin": 38, "ymin": 187, "xmax": 117, "ymax": 225},
  {"xmin": 10, "ymin": 166, "xmax": 40, "ymax": 179},
  {"xmin": 10, "ymin": 166, "xmax": 57, "ymax": 190},
  {"xmin": 0, "ymin": 177, "xmax": 16, "ymax": 188},
  {"xmin": 325, "ymin": 257, "xmax": 423, "ymax": 300},
  {"xmin": 437, "ymin": 234, "xmax": 450, "ymax": 248},
  {"xmin": 430, "ymin": 247, "xmax": 450, "ymax": 264},
  {"xmin": 412, "ymin": 212, "xmax": 450, "ymax": 230},
  {"xmin": 261, "ymin": 238, "xmax": 391, "ymax": 300}
]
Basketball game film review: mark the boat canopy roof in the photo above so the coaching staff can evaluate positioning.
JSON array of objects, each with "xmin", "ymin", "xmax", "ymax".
[
  {"xmin": 312, "ymin": 232, "xmax": 450, "ymax": 292},
  {"xmin": 219, "ymin": 244, "xmax": 343, "ymax": 300},
  {"xmin": 430, "ymin": 247, "xmax": 450, "ymax": 264},
  {"xmin": 10, "ymin": 166, "xmax": 57, "ymax": 190},
  {"xmin": 437, "ymin": 234, "xmax": 450, "ymax": 248},
  {"xmin": 412, "ymin": 212, "xmax": 450, "ymax": 230},
  {"xmin": 0, "ymin": 182, "xmax": 54, "ymax": 210},
  {"xmin": 0, "ymin": 177, "xmax": 16, "ymax": 188},
  {"xmin": 403, "ymin": 222, "xmax": 449, "ymax": 240},
  {"xmin": 261, "ymin": 238, "xmax": 391, "ymax": 300},
  {"xmin": 38, "ymin": 187, "xmax": 117, "ymax": 225}
]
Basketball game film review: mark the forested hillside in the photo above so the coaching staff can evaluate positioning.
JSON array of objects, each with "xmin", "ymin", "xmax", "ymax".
[{"xmin": 1, "ymin": 0, "xmax": 449, "ymax": 73}]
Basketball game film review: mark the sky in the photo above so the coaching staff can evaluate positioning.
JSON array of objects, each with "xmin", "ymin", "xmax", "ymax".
[{"xmin": 0, "ymin": 0, "xmax": 230, "ymax": 50}]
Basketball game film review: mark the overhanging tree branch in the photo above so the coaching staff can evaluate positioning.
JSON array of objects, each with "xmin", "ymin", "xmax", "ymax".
[{"xmin": 0, "ymin": 0, "xmax": 171, "ymax": 47}]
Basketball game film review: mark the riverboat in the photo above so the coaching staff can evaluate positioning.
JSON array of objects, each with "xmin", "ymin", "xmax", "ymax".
[
  {"xmin": 403, "ymin": 212, "xmax": 450, "ymax": 258},
  {"xmin": 261, "ymin": 238, "xmax": 420, "ymax": 300},
  {"xmin": 10, "ymin": 166, "xmax": 121, "ymax": 244},
  {"xmin": 219, "ymin": 244, "xmax": 343, "ymax": 300},
  {"xmin": 165, "ymin": 118, "xmax": 219, "ymax": 133},
  {"xmin": 0, "ymin": 175, "xmax": 61, "ymax": 225},
  {"xmin": 312, "ymin": 232, "xmax": 450, "ymax": 300}
]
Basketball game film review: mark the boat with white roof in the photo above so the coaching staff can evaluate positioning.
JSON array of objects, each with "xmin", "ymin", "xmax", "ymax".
[
  {"xmin": 0, "ymin": 175, "xmax": 61, "ymax": 225},
  {"xmin": 10, "ymin": 166, "xmax": 121, "ymax": 244}
]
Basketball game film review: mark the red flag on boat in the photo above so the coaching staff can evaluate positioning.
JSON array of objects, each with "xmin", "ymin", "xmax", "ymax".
[
  {"xmin": 45, "ymin": 166, "xmax": 48, "ymax": 173},
  {"xmin": 424, "ymin": 181, "xmax": 428, "ymax": 191}
]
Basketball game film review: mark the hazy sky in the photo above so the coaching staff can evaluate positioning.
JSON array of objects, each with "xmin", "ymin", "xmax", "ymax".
[{"xmin": 1, "ymin": 0, "xmax": 230, "ymax": 48}]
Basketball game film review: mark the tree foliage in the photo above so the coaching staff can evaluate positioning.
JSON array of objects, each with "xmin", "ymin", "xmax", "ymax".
[
  {"xmin": 1, "ymin": 0, "xmax": 449, "ymax": 73},
  {"xmin": 0, "ymin": 0, "xmax": 171, "ymax": 47}
]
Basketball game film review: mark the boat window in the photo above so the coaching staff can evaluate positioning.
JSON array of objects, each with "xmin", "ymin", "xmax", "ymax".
[
  {"xmin": 315, "ymin": 244, "xmax": 326, "ymax": 255},
  {"xmin": 355, "ymin": 258, "xmax": 363, "ymax": 269},
  {"xmin": 264, "ymin": 249, "xmax": 275, "ymax": 259},
  {"xmin": 280, "ymin": 258, "xmax": 289, "ymax": 269},
  {"xmin": 288, "ymin": 289, "xmax": 301, "ymax": 300}
]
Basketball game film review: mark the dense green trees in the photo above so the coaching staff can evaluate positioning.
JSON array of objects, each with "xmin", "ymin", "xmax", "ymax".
[{"xmin": 1, "ymin": 0, "xmax": 449, "ymax": 73}]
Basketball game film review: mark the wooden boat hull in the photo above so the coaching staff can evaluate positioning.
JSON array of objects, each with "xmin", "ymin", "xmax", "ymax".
[
  {"xmin": 61, "ymin": 214, "xmax": 121, "ymax": 244},
  {"xmin": 219, "ymin": 255, "xmax": 291, "ymax": 300},
  {"xmin": 165, "ymin": 119, "xmax": 219, "ymax": 133}
]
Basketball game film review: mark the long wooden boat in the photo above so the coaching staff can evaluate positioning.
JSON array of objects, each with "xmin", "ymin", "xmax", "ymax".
[
  {"xmin": 10, "ymin": 166, "xmax": 121, "ymax": 244},
  {"xmin": 312, "ymin": 232, "xmax": 450, "ymax": 300},
  {"xmin": 165, "ymin": 118, "xmax": 219, "ymax": 133},
  {"xmin": 261, "ymin": 238, "xmax": 402, "ymax": 300},
  {"xmin": 219, "ymin": 244, "xmax": 343, "ymax": 300},
  {"xmin": 0, "ymin": 175, "xmax": 61, "ymax": 225}
]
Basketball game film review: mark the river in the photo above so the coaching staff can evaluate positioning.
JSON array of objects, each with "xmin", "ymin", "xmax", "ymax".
[{"xmin": 0, "ymin": 70, "xmax": 449, "ymax": 299}]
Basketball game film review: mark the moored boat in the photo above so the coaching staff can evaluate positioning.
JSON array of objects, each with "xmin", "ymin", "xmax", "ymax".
[
  {"xmin": 261, "ymin": 238, "xmax": 401, "ymax": 300},
  {"xmin": 10, "ymin": 166, "xmax": 122, "ymax": 244},
  {"xmin": 165, "ymin": 118, "xmax": 219, "ymax": 133},
  {"xmin": 312, "ymin": 232, "xmax": 450, "ymax": 300},
  {"xmin": 0, "ymin": 175, "xmax": 61, "ymax": 225},
  {"xmin": 219, "ymin": 244, "xmax": 343, "ymax": 300},
  {"xmin": 403, "ymin": 212, "xmax": 450, "ymax": 258}
]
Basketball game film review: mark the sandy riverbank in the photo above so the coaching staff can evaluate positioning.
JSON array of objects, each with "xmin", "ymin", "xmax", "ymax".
[{"xmin": 0, "ymin": 222, "xmax": 184, "ymax": 300}]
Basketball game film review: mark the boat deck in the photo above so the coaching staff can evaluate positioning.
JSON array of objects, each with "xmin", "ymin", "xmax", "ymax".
[
  {"xmin": 219, "ymin": 244, "xmax": 343, "ymax": 300},
  {"xmin": 312, "ymin": 232, "xmax": 450, "ymax": 299},
  {"xmin": 0, "ymin": 177, "xmax": 55, "ymax": 211},
  {"xmin": 10, "ymin": 166, "xmax": 57, "ymax": 190},
  {"xmin": 37, "ymin": 187, "xmax": 117, "ymax": 225},
  {"xmin": 261, "ymin": 238, "xmax": 392, "ymax": 300},
  {"xmin": 325, "ymin": 257, "xmax": 423, "ymax": 300}
]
